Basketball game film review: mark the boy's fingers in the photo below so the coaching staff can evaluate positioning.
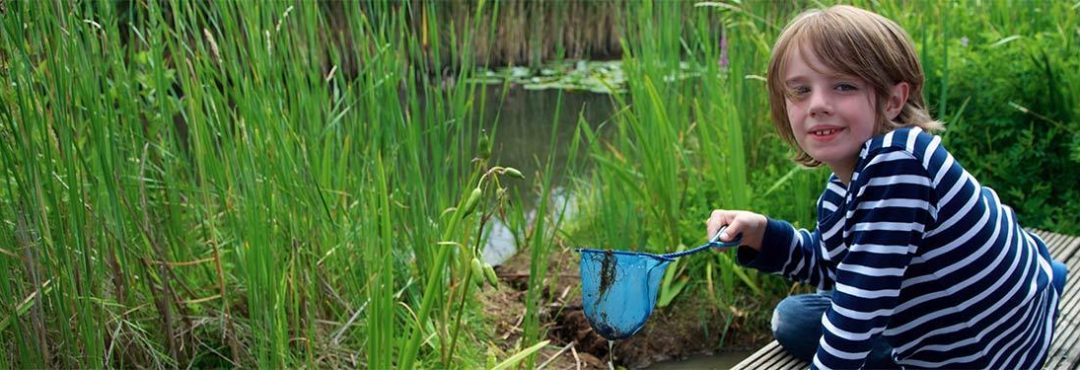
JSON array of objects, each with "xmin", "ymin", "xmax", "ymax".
[
  {"xmin": 710, "ymin": 209, "xmax": 732, "ymax": 221},
  {"xmin": 720, "ymin": 221, "xmax": 738, "ymax": 242},
  {"xmin": 707, "ymin": 223, "xmax": 719, "ymax": 241},
  {"xmin": 708, "ymin": 210, "xmax": 739, "ymax": 241},
  {"xmin": 710, "ymin": 210, "xmax": 732, "ymax": 226},
  {"xmin": 707, "ymin": 210, "xmax": 729, "ymax": 239}
]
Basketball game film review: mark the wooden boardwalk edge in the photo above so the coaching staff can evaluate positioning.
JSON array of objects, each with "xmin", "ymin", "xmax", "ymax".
[{"xmin": 731, "ymin": 230, "xmax": 1080, "ymax": 370}]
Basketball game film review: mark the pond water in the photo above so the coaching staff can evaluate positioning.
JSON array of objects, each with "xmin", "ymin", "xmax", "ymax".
[{"xmin": 478, "ymin": 84, "xmax": 615, "ymax": 265}]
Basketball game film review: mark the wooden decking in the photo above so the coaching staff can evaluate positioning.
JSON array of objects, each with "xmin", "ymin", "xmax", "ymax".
[{"xmin": 731, "ymin": 230, "xmax": 1080, "ymax": 370}]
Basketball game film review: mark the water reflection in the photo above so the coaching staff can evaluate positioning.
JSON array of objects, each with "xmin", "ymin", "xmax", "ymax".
[
  {"xmin": 478, "ymin": 85, "xmax": 613, "ymax": 265},
  {"xmin": 481, "ymin": 186, "xmax": 578, "ymax": 265}
]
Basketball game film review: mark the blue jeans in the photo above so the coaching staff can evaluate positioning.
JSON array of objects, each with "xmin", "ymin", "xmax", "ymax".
[
  {"xmin": 1052, "ymin": 259, "xmax": 1068, "ymax": 315},
  {"xmin": 774, "ymin": 260, "xmax": 1068, "ymax": 369},
  {"xmin": 771, "ymin": 292, "xmax": 897, "ymax": 369}
]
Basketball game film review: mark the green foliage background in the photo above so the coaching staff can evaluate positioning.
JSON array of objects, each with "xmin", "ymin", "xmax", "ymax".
[{"xmin": 931, "ymin": 31, "xmax": 1079, "ymax": 233}]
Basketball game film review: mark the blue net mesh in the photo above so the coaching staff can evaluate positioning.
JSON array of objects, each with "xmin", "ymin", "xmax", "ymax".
[
  {"xmin": 577, "ymin": 228, "xmax": 741, "ymax": 340},
  {"xmin": 579, "ymin": 249, "xmax": 671, "ymax": 340}
]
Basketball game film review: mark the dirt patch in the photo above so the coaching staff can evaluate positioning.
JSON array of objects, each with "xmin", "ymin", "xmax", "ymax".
[{"xmin": 486, "ymin": 246, "xmax": 780, "ymax": 369}]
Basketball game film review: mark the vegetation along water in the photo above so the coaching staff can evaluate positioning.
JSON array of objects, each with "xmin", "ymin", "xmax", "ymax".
[{"xmin": 0, "ymin": 1, "xmax": 1077, "ymax": 368}]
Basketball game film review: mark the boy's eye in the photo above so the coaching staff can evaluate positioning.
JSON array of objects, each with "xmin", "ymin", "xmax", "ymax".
[{"xmin": 835, "ymin": 83, "xmax": 858, "ymax": 92}]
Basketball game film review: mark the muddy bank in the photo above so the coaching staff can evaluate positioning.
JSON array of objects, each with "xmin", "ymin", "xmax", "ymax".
[{"xmin": 483, "ymin": 247, "xmax": 780, "ymax": 369}]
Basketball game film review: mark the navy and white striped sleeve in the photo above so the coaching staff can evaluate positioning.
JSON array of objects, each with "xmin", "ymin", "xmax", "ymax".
[
  {"xmin": 737, "ymin": 218, "xmax": 835, "ymax": 290},
  {"xmin": 813, "ymin": 149, "xmax": 935, "ymax": 369}
]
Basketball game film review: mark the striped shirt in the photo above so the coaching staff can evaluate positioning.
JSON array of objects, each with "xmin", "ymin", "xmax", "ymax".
[{"xmin": 741, "ymin": 127, "xmax": 1061, "ymax": 369}]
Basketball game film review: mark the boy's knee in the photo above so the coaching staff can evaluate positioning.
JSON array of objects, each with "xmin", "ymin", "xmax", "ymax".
[
  {"xmin": 771, "ymin": 306, "xmax": 782, "ymax": 335},
  {"xmin": 771, "ymin": 294, "xmax": 830, "ymax": 361},
  {"xmin": 771, "ymin": 305, "xmax": 797, "ymax": 352},
  {"xmin": 1051, "ymin": 259, "xmax": 1067, "ymax": 295},
  {"xmin": 771, "ymin": 296, "xmax": 801, "ymax": 335}
]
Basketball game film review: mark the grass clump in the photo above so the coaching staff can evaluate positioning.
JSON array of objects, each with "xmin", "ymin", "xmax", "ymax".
[{"xmin": 0, "ymin": 1, "xmax": 548, "ymax": 368}]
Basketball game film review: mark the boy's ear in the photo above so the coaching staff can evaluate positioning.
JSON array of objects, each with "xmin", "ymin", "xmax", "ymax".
[{"xmin": 886, "ymin": 82, "xmax": 909, "ymax": 121}]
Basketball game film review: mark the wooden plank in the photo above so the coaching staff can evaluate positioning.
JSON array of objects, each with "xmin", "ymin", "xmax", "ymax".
[
  {"xmin": 1046, "ymin": 237, "xmax": 1080, "ymax": 369},
  {"xmin": 736, "ymin": 231, "xmax": 1080, "ymax": 370},
  {"xmin": 1048, "ymin": 234, "xmax": 1080, "ymax": 262},
  {"xmin": 1040, "ymin": 235, "xmax": 1078, "ymax": 369},
  {"xmin": 1045, "ymin": 303, "xmax": 1075, "ymax": 368},
  {"xmin": 1038, "ymin": 230, "xmax": 1078, "ymax": 262},
  {"xmin": 1067, "ymin": 244, "xmax": 1080, "ymax": 370},
  {"xmin": 1041, "ymin": 230, "xmax": 1067, "ymax": 256},
  {"xmin": 1027, "ymin": 230, "xmax": 1078, "ymax": 370},
  {"xmin": 759, "ymin": 348, "xmax": 802, "ymax": 370},
  {"xmin": 744, "ymin": 343, "xmax": 788, "ymax": 369},
  {"xmin": 1040, "ymin": 233, "xmax": 1077, "ymax": 369},
  {"xmin": 1063, "ymin": 235, "xmax": 1079, "ymax": 263},
  {"xmin": 1046, "ymin": 312, "xmax": 1076, "ymax": 365},
  {"xmin": 731, "ymin": 341, "xmax": 796, "ymax": 370},
  {"xmin": 1048, "ymin": 320, "xmax": 1079, "ymax": 369},
  {"xmin": 1059, "ymin": 235, "xmax": 1078, "ymax": 261},
  {"xmin": 774, "ymin": 354, "xmax": 808, "ymax": 370}
]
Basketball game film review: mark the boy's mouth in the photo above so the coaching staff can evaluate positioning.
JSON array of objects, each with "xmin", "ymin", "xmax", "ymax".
[{"xmin": 810, "ymin": 128, "xmax": 843, "ymax": 136}]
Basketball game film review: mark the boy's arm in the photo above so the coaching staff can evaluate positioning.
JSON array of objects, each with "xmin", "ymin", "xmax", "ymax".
[
  {"xmin": 736, "ymin": 219, "xmax": 836, "ymax": 290},
  {"xmin": 812, "ymin": 150, "xmax": 934, "ymax": 370}
]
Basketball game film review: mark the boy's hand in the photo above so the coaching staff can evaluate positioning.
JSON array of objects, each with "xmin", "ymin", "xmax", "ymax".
[{"xmin": 707, "ymin": 210, "xmax": 767, "ymax": 252}]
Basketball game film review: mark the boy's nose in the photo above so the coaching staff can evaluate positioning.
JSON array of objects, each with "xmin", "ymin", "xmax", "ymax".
[{"xmin": 808, "ymin": 92, "xmax": 832, "ymax": 117}]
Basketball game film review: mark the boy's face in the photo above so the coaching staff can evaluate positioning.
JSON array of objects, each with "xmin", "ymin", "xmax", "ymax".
[{"xmin": 782, "ymin": 47, "xmax": 878, "ymax": 180}]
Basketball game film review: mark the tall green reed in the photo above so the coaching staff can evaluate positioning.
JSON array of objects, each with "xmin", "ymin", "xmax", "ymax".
[
  {"xmin": 573, "ymin": 0, "xmax": 780, "ymax": 312},
  {"xmin": 566, "ymin": 0, "xmax": 842, "ymax": 329},
  {"xmin": 0, "ymin": 0, "xmax": 538, "ymax": 368}
]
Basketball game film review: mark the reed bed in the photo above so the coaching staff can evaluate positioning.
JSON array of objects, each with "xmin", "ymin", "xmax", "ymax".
[
  {"xmin": 0, "ymin": 1, "xmax": 549, "ymax": 368},
  {"xmin": 421, "ymin": 0, "xmax": 625, "ymax": 67},
  {"xmin": 567, "ymin": 0, "xmax": 802, "ymax": 318}
]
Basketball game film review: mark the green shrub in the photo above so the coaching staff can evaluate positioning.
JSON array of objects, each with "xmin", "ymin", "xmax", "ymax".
[{"xmin": 928, "ymin": 24, "xmax": 1080, "ymax": 234}]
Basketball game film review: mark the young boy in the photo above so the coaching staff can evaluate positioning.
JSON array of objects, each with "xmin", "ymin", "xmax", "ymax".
[{"xmin": 705, "ymin": 5, "xmax": 1067, "ymax": 369}]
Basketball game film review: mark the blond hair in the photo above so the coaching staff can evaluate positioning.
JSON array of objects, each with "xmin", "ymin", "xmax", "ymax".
[{"xmin": 767, "ymin": 5, "xmax": 943, "ymax": 167}]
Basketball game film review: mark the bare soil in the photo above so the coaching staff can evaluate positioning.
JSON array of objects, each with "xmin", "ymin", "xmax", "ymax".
[{"xmin": 482, "ymin": 246, "xmax": 781, "ymax": 369}]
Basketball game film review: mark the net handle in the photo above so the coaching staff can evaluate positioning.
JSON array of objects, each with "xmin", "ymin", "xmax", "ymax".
[{"xmin": 659, "ymin": 225, "xmax": 742, "ymax": 259}]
